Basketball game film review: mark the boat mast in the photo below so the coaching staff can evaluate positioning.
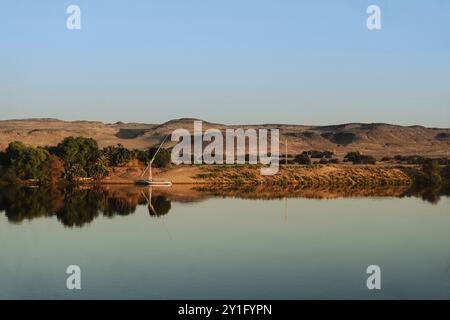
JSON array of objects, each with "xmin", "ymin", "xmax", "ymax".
[{"xmin": 140, "ymin": 135, "xmax": 169, "ymax": 181}]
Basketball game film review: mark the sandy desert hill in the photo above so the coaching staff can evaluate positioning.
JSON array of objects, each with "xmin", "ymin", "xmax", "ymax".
[{"xmin": 0, "ymin": 118, "xmax": 449, "ymax": 158}]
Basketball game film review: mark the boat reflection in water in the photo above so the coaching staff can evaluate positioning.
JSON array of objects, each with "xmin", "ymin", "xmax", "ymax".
[
  {"xmin": 0, "ymin": 183, "xmax": 448, "ymax": 228},
  {"xmin": 1, "ymin": 183, "xmax": 450, "ymax": 299},
  {"xmin": 139, "ymin": 186, "xmax": 172, "ymax": 218}
]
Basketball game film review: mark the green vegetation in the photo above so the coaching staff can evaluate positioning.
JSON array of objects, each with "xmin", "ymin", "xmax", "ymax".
[
  {"xmin": 0, "ymin": 137, "xmax": 171, "ymax": 185},
  {"xmin": 55, "ymin": 137, "xmax": 107, "ymax": 182},
  {"xmin": 87, "ymin": 155, "xmax": 109, "ymax": 180},
  {"xmin": 0, "ymin": 141, "xmax": 50, "ymax": 182},
  {"xmin": 102, "ymin": 144, "xmax": 135, "ymax": 166},
  {"xmin": 148, "ymin": 147, "xmax": 171, "ymax": 168},
  {"xmin": 0, "ymin": 137, "xmax": 449, "ymax": 190},
  {"xmin": 393, "ymin": 155, "xmax": 449, "ymax": 165},
  {"xmin": 56, "ymin": 137, "xmax": 100, "ymax": 170},
  {"xmin": 294, "ymin": 150, "xmax": 338, "ymax": 165},
  {"xmin": 294, "ymin": 154, "xmax": 311, "ymax": 165},
  {"xmin": 344, "ymin": 151, "xmax": 376, "ymax": 164},
  {"xmin": 301, "ymin": 150, "xmax": 334, "ymax": 159},
  {"xmin": 317, "ymin": 158, "xmax": 339, "ymax": 165}
]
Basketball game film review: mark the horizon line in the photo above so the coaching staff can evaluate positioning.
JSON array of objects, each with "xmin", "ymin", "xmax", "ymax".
[{"xmin": 1, "ymin": 117, "xmax": 449, "ymax": 130}]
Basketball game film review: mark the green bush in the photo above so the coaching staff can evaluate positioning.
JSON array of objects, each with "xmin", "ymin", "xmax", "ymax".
[
  {"xmin": 56, "ymin": 137, "xmax": 100, "ymax": 179},
  {"xmin": 87, "ymin": 155, "xmax": 109, "ymax": 180},
  {"xmin": 294, "ymin": 154, "xmax": 311, "ymax": 165},
  {"xmin": 102, "ymin": 144, "xmax": 134, "ymax": 166},
  {"xmin": 65, "ymin": 164, "xmax": 87, "ymax": 182},
  {"xmin": 135, "ymin": 149, "xmax": 150, "ymax": 164},
  {"xmin": 344, "ymin": 151, "xmax": 376, "ymax": 165},
  {"xmin": 344, "ymin": 151, "xmax": 361, "ymax": 162},
  {"xmin": 3, "ymin": 141, "xmax": 50, "ymax": 180},
  {"xmin": 422, "ymin": 160, "xmax": 442, "ymax": 186},
  {"xmin": 394, "ymin": 155, "xmax": 428, "ymax": 164},
  {"xmin": 148, "ymin": 147, "xmax": 171, "ymax": 168},
  {"xmin": 56, "ymin": 137, "xmax": 100, "ymax": 169},
  {"xmin": 302, "ymin": 150, "xmax": 334, "ymax": 159}
]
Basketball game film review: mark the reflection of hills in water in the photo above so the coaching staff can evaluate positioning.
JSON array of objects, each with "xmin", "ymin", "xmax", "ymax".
[{"xmin": 0, "ymin": 184, "xmax": 448, "ymax": 227}]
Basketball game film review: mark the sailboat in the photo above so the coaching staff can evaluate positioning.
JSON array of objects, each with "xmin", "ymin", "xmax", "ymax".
[{"xmin": 135, "ymin": 135, "xmax": 172, "ymax": 186}]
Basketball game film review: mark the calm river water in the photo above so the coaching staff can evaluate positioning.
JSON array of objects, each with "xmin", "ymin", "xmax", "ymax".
[{"xmin": 0, "ymin": 186, "xmax": 449, "ymax": 299}]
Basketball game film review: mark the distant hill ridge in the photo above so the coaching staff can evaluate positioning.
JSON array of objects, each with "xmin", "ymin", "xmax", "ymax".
[{"xmin": 0, "ymin": 118, "xmax": 449, "ymax": 158}]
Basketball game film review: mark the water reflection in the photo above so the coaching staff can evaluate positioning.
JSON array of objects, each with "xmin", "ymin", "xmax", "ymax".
[
  {"xmin": 140, "ymin": 187, "xmax": 171, "ymax": 217},
  {"xmin": 196, "ymin": 184, "xmax": 450, "ymax": 204},
  {"xmin": 0, "ymin": 183, "xmax": 448, "ymax": 228},
  {"xmin": 0, "ymin": 185, "xmax": 171, "ymax": 227}
]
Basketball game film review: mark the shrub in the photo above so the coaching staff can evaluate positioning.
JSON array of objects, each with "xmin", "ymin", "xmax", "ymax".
[
  {"xmin": 359, "ymin": 155, "xmax": 376, "ymax": 165},
  {"xmin": 148, "ymin": 147, "xmax": 171, "ymax": 168},
  {"xmin": 344, "ymin": 151, "xmax": 361, "ymax": 162},
  {"xmin": 56, "ymin": 137, "xmax": 101, "ymax": 179},
  {"xmin": 102, "ymin": 144, "xmax": 134, "ymax": 166},
  {"xmin": 64, "ymin": 164, "xmax": 87, "ymax": 182},
  {"xmin": 316, "ymin": 158, "xmax": 339, "ymax": 165},
  {"xmin": 135, "ymin": 149, "xmax": 150, "ymax": 164},
  {"xmin": 4, "ymin": 141, "xmax": 50, "ymax": 180},
  {"xmin": 56, "ymin": 137, "xmax": 100, "ymax": 170},
  {"xmin": 394, "ymin": 155, "xmax": 428, "ymax": 164},
  {"xmin": 294, "ymin": 154, "xmax": 311, "ymax": 165},
  {"xmin": 421, "ymin": 160, "xmax": 442, "ymax": 186},
  {"xmin": 87, "ymin": 155, "xmax": 109, "ymax": 180},
  {"xmin": 302, "ymin": 150, "xmax": 334, "ymax": 159},
  {"xmin": 344, "ymin": 151, "xmax": 376, "ymax": 165}
]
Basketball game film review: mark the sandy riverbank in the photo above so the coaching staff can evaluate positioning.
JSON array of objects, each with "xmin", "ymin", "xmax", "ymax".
[{"xmin": 100, "ymin": 164, "xmax": 416, "ymax": 187}]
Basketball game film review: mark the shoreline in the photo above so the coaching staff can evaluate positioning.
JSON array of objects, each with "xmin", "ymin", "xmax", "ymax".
[{"xmin": 12, "ymin": 164, "xmax": 419, "ymax": 187}]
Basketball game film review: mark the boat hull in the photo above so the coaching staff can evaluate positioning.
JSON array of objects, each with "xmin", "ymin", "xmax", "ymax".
[{"xmin": 135, "ymin": 180, "xmax": 172, "ymax": 187}]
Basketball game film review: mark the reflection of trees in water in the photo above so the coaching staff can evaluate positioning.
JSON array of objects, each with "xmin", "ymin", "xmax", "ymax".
[
  {"xmin": 0, "ymin": 183, "xmax": 447, "ymax": 227},
  {"xmin": 56, "ymin": 188, "xmax": 104, "ymax": 227},
  {"xmin": 0, "ymin": 185, "xmax": 172, "ymax": 228},
  {"xmin": 401, "ymin": 185, "xmax": 450, "ymax": 205},
  {"xmin": 0, "ymin": 187, "xmax": 54, "ymax": 224},
  {"xmin": 103, "ymin": 196, "xmax": 137, "ymax": 217},
  {"xmin": 150, "ymin": 196, "xmax": 171, "ymax": 217},
  {"xmin": 140, "ymin": 188, "xmax": 171, "ymax": 218}
]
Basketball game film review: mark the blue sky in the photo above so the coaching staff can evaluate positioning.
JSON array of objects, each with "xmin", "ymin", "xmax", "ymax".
[{"xmin": 0, "ymin": 0, "xmax": 449, "ymax": 126}]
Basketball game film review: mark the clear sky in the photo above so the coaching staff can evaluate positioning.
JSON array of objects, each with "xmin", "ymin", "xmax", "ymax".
[{"xmin": 0, "ymin": 0, "xmax": 449, "ymax": 127}]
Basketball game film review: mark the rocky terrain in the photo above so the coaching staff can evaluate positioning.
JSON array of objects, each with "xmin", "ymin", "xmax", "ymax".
[{"xmin": 0, "ymin": 118, "xmax": 449, "ymax": 158}]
